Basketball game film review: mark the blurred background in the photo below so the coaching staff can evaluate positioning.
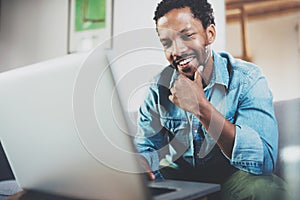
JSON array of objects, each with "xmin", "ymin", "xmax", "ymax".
[
  {"xmin": 0, "ymin": 0, "xmax": 299, "ymax": 100},
  {"xmin": 0, "ymin": 0, "xmax": 299, "ymax": 198},
  {"xmin": 226, "ymin": 0, "xmax": 300, "ymax": 101}
]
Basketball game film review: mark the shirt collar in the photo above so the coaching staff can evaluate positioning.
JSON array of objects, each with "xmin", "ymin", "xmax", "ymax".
[{"xmin": 205, "ymin": 51, "xmax": 229, "ymax": 90}]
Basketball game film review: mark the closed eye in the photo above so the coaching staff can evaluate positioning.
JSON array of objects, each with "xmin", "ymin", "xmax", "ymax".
[
  {"xmin": 161, "ymin": 39, "xmax": 172, "ymax": 48},
  {"xmin": 181, "ymin": 33, "xmax": 194, "ymax": 41}
]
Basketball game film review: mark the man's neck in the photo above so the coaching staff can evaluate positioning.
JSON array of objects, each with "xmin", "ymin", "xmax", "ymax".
[{"xmin": 201, "ymin": 57, "xmax": 214, "ymax": 88}]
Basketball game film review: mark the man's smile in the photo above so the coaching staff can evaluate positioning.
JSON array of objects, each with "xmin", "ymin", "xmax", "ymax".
[
  {"xmin": 174, "ymin": 55, "xmax": 196, "ymax": 69},
  {"xmin": 177, "ymin": 56, "xmax": 194, "ymax": 67}
]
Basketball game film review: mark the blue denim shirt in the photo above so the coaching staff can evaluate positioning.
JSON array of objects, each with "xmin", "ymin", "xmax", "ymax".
[{"xmin": 134, "ymin": 51, "xmax": 278, "ymax": 178}]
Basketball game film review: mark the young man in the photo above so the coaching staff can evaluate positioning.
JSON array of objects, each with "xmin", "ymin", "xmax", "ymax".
[{"xmin": 134, "ymin": 0, "xmax": 290, "ymax": 199}]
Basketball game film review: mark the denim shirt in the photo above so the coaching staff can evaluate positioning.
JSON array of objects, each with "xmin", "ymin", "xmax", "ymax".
[{"xmin": 134, "ymin": 51, "xmax": 278, "ymax": 178}]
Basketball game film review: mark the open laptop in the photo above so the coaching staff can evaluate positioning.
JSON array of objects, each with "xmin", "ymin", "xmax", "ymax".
[{"xmin": 0, "ymin": 47, "xmax": 220, "ymax": 200}]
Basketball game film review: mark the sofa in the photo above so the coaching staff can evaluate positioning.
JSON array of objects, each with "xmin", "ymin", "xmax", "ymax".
[
  {"xmin": 273, "ymin": 98, "xmax": 300, "ymax": 178},
  {"xmin": 273, "ymin": 98, "xmax": 300, "ymax": 199}
]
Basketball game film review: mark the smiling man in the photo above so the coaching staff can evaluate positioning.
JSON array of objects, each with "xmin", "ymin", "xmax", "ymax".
[{"xmin": 134, "ymin": 0, "xmax": 290, "ymax": 199}]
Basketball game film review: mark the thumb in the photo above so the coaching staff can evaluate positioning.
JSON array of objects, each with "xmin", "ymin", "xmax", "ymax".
[{"xmin": 194, "ymin": 67, "xmax": 202, "ymax": 84}]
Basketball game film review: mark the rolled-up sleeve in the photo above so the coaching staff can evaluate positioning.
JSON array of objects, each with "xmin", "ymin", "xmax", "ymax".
[{"xmin": 230, "ymin": 72, "xmax": 278, "ymax": 175}]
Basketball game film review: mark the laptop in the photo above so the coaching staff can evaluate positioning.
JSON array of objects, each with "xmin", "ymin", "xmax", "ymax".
[{"xmin": 0, "ymin": 47, "xmax": 220, "ymax": 200}]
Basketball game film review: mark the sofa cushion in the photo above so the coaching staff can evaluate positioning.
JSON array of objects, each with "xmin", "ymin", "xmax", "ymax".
[{"xmin": 274, "ymin": 98, "xmax": 300, "ymax": 178}]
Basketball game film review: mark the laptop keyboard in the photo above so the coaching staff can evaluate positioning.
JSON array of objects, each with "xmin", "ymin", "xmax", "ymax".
[{"xmin": 149, "ymin": 186, "xmax": 177, "ymax": 196}]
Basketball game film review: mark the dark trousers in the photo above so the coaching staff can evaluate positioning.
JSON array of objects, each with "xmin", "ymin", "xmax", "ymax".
[
  {"xmin": 221, "ymin": 170, "xmax": 291, "ymax": 200},
  {"xmin": 160, "ymin": 163, "xmax": 291, "ymax": 200}
]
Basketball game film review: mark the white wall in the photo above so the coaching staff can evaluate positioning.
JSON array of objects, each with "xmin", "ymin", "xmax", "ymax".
[
  {"xmin": 113, "ymin": 0, "xmax": 225, "ymax": 51},
  {"xmin": 226, "ymin": 13, "xmax": 300, "ymax": 101},
  {"xmin": 0, "ymin": 0, "xmax": 69, "ymax": 72},
  {"xmin": 0, "ymin": 0, "xmax": 225, "ymax": 72},
  {"xmin": 210, "ymin": 0, "xmax": 226, "ymax": 52}
]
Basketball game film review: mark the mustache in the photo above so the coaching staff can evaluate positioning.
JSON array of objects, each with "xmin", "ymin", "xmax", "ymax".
[{"xmin": 172, "ymin": 53, "xmax": 194, "ymax": 68}]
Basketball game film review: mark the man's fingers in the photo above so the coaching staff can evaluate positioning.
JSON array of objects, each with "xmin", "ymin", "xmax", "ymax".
[
  {"xmin": 194, "ymin": 68, "xmax": 202, "ymax": 83},
  {"xmin": 169, "ymin": 94, "xmax": 175, "ymax": 103},
  {"xmin": 138, "ymin": 156, "xmax": 155, "ymax": 181},
  {"xmin": 148, "ymin": 172, "xmax": 155, "ymax": 181},
  {"xmin": 170, "ymin": 87, "xmax": 175, "ymax": 95}
]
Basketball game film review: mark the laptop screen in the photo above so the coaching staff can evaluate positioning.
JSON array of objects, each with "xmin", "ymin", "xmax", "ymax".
[{"xmin": 0, "ymin": 50, "xmax": 151, "ymax": 200}]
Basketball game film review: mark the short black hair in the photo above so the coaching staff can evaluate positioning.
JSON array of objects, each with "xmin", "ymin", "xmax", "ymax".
[{"xmin": 153, "ymin": 0, "xmax": 215, "ymax": 29}]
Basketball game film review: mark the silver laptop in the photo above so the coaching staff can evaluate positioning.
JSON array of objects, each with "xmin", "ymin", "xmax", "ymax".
[{"xmin": 0, "ymin": 48, "xmax": 220, "ymax": 200}]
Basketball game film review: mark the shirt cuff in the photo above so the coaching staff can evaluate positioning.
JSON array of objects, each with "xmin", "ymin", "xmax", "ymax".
[
  {"xmin": 230, "ymin": 125, "xmax": 264, "ymax": 174},
  {"xmin": 140, "ymin": 151, "xmax": 160, "ymax": 172}
]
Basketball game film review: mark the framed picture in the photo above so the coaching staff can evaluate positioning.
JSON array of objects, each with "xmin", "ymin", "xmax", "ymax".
[
  {"xmin": 0, "ymin": 0, "xmax": 1, "ymax": 32},
  {"xmin": 68, "ymin": 0, "xmax": 113, "ymax": 53}
]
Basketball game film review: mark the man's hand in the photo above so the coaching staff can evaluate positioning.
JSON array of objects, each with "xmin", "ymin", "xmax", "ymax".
[
  {"xmin": 169, "ymin": 70, "xmax": 205, "ymax": 116},
  {"xmin": 170, "ymin": 70, "xmax": 236, "ymax": 158}
]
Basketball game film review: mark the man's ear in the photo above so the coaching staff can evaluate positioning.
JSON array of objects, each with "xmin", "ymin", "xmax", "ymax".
[{"xmin": 206, "ymin": 24, "xmax": 216, "ymax": 45}]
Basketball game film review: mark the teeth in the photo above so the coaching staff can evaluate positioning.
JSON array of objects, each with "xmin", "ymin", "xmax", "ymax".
[{"xmin": 178, "ymin": 57, "xmax": 193, "ymax": 65}]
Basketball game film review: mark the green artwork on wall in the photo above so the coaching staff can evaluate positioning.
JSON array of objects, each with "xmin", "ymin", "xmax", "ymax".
[{"xmin": 75, "ymin": 0, "xmax": 106, "ymax": 32}]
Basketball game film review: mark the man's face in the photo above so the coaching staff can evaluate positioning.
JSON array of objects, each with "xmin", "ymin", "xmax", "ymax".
[{"xmin": 157, "ymin": 7, "xmax": 209, "ymax": 79}]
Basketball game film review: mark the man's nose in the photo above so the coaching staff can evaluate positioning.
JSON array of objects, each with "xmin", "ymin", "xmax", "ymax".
[{"xmin": 171, "ymin": 39, "xmax": 187, "ymax": 57}]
